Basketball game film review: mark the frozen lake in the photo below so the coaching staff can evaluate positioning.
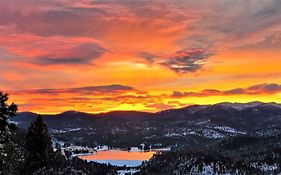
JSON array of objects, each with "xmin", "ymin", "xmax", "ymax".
[{"xmin": 79, "ymin": 149, "xmax": 157, "ymax": 167}]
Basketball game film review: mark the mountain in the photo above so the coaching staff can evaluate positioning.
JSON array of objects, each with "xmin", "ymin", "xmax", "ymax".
[
  {"xmin": 12, "ymin": 110, "xmax": 152, "ymax": 130},
  {"xmin": 11, "ymin": 102, "xmax": 281, "ymax": 148}
]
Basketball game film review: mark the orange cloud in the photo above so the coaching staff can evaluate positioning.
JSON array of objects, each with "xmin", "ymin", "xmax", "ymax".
[
  {"xmin": 2, "ymin": 83, "xmax": 280, "ymax": 114},
  {"xmin": 0, "ymin": 34, "xmax": 107, "ymax": 65},
  {"xmin": 171, "ymin": 83, "xmax": 281, "ymax": 98},
  {"xmin": 1, "ymin": 1, "xmax": 281, "ymax": 113}
]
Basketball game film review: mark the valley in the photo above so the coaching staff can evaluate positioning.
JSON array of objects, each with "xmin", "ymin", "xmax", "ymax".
[{"xmin": 11, "ymin": 102, "xmax": 281, "ymax": 174}]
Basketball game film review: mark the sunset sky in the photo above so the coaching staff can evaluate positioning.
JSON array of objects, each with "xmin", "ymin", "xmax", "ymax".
[{"xmin": 1, "ymin": 0, "xmax": 281, "ymax": 114}]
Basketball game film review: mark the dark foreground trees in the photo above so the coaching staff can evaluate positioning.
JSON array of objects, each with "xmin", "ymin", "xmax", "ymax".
[
  {"xmin": 0, "ymin": 92, "xmax": 17, "ymax": 143},
  {"xmin": 24, "ymin": 115, "xmax": 55, "ymax": 174},
  {"xmin": 0, "ymin": 92, "xmax": 117, "ymax": 175},
  {"xmin": 23, "ymin": 115, "xmax": 117, "ymax": 174},
  {"xmin": 0, "ymin": 92, "xmax": 23, "ymax": 175}
]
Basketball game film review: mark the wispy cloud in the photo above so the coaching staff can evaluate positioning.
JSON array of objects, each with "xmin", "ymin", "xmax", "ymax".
[
  {"xmin": 161, "ymin": 48, "xmax": 214, "ymax": 73},
  {"xmin": 8, "ymin": 82, "xmax": 281, "ymax": 114},
  {"xmin": 0, "ymin": 35, "xmax": 107, "ymax": 65},
  {"xmin": 13, "ymin": 84, "xmax": 136, "ymax": 96},
  {"xmin": 171, "ymin": 83, "xmax": 281, "ymax": 98}
]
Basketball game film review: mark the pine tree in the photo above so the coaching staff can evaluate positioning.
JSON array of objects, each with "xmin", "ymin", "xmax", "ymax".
[
  {"xmin": 24, "ymin": 115, "xmax": 54, "ymax": 174},
  {"xmin": 0, "ymin": 92, "xmax": 19, "ymax": 175},
  {"xmin": 0, "ymin": 92, "xmax": 17, "ymax": 144}
]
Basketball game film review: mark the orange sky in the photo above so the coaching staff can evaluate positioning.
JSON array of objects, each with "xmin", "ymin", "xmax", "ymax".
[{"xmin": 1, "ymin": 0, "xmax": 281, "ymax": 114}]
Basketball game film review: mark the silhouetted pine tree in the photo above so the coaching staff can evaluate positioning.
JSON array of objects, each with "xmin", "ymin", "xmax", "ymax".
[
  {"xmin": 0, "ymin": 92, "xmax": 20, "ymax": 175},
  {"xmin": 24, "ymin": 115, "xmax": 54, "ymax": 174},
  {"xmin": 0, "ymin": 92, "xmax": 17, "ymax": 144}
]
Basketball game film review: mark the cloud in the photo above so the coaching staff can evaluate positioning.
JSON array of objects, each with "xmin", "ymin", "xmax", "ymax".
[
  {"xmin": 13, "ymin": 84, "xmax": 136, "ymax": 96},
  {"xmin": 171, "ymin": 83, "xmax": 281, "ymax": 98},
  {"xmin": 0, "ymin": 1, "xmax": 132, "ymax": 37},
  {"xmin": 0, "ymin": 35, "xmax": 107, "ymax": 65},
  {"xmin": 33, "ymin": 43, "xmax": 107, "ymax": 65},
  {"xmin": 172, "ymin": 89, "xmax": 220, "ymax": 97},
  {"xmin": 160, "ymin": 48, "xmax": 214, "ymax": 73},
  {"xmin": 9, "ymin": 84, "xmax": 167, "ymax": 113},
  {"xmin": 0, "ymin": 0, "xmax": 195, "ymax": 68},
  {"xmin": 8, "ymin": 82, "xmax": 281, "ymax": 114},
  {"xmin": 224, "ymin": 88, "xmax": 245, "ymax": 95},
  {"xmin": 1, "ymin": 0, "xmax": 280, "ymax": 69},
  {"xmin": 236, "ymin": 33, "xmax": 281, "ymax": 50},
  {"xmin": 1, "ymin": 1, "xmax": 281, "ymax": 113},
  {"xmin": 138, "ymin": 52, "xmax": 157, "ymax": 63},
  {"xmin": 0, "ymin": 0, "xmax": 192, "ymax": 39},
  {"xmin": 14, "ymin": 83, "xmax": 281, "ymax": 101},
  {"xmin": 146, "ymin": 103, "xmax": 174, "ymax": 110},
  {"xmin": 175, "ymin": 0, "xmax": 281, "ymax": 51},
  {"xmin": 247, "ymin": 83, "xmax": 281, "ymax": 93}
]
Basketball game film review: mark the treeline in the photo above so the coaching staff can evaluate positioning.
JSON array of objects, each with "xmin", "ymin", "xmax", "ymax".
[
  {"xmin": 136, "ymin": 135, "xmax": 281, "ymax": 175},
  {"xmin": 0, "ymin": 92, "xmax": 116, "ymax": 175},
  {"xmin": 137, "ymin": 150, "xmax": 258, "ymax": 175}
]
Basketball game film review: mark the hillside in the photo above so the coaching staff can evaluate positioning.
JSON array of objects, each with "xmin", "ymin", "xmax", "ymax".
[{"xmin": 11, "ymin": 102, "xmax": 281, "ymax": 148}]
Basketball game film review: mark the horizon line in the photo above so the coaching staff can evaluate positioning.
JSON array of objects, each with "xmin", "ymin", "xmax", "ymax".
[{"xmin": 17, "ymin": 101, "xmax": 280, "ymax": 116}]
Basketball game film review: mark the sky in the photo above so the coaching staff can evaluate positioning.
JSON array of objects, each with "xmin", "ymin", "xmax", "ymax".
[{"xmin": 1, "ymin": 0, "xmax": 281, "ymax": 114}]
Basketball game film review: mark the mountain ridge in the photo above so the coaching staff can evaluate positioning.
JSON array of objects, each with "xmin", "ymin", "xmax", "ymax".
[
  {"xmin": 18, "ymin": 101, "xmax": 281, "ymax": 116},
  {"xmin": 11, "ymin": 101, "xmax": 281, "ymax": 148}
]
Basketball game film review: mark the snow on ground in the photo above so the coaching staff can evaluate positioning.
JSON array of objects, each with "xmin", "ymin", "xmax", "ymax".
[
  {"xmin": 117, "ymin": 169, "xmax": 139, "ymax": 175},
  {"xmin": 188, "ymin": 164, "xmax": 232, "ymax": 175},
  {"xmin": 52, "ymin": 139, "xmax": 65, "ymax": 147},
  {"xmin": 251, "ymin": 162, "xmax": 278, "ymax": 171},
  {"xmin": 195, "ymin": 120, "xmax": 210, "ymax": 126},
  {"xmin": 152, "ymin": 147, "xmax": 171, "ymax": 151},
  {"xmin": 9, "ymin": 121, "xmax": 20, "ymax": 125},
  {"xmin": 163, "ymin": 126, "xmax": 246, "ymax": 139},
  {"xmin": 202, "ymin": 129, "xmax": 225, "ymax": 139},
  {"xmin": 218, "ymin": 102, "xmax": 262, "ymax": 111},
  {"xmin": 213, "ymin": 126, "xmax": 246, "ymax": 135},
  {"xmin": 63, "ymin": 145, "xmax": 95, "ymax": 158},
  {"xmin": 130, "ymin": 147, "xmax": 141, "ymax": 152},
  {"xmin": 164, "ymin": 132, "xmax": 182, "ymax": 137},
  {"xmin": 65, "ymin": 145, "xmax": 94, "ymax": 151},
  {"xmin": 259, "ymin": 163, "xmax": 278, "ymax": 171},
  {"xmin": 95, "ymin": 145, "xmax": 109, "ymax": 151},
  {"xmin": 166, "ymin": 128, "xmax": 229, "ymax": 139},
  {"xmin": 51, "ymin": 128, "xmax": 82, "ymax": 133},
  {"xmin": 90, "ymin": 160, "xmax": 144, "ymax": 167},
  {"xmin": 256, "ymin": 128, "xmax": 280, "ymax": 136}
]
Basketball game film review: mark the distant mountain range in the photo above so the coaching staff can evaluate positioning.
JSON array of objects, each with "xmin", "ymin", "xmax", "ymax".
[{"xmin": 11, "ymin": 102, "xmax": 281, "ymax": 148}]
